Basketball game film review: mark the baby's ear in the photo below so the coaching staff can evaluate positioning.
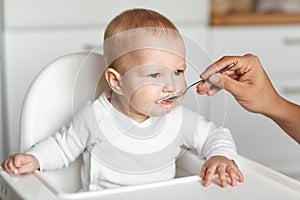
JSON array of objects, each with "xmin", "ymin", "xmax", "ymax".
[{"xmin": 105, "ymin": 68, "xmax": 124, "ymax": 95}]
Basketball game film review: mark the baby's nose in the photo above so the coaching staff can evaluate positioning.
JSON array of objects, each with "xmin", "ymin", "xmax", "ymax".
[{"xmin": 162, "ymin": 77, "xmax": 176, "ymax": 92}]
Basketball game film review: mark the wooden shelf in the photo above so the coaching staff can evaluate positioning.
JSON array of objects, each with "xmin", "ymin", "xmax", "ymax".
[{"xmin": 211, "ymin": 13, "xmax": 300, "ymax": 26}]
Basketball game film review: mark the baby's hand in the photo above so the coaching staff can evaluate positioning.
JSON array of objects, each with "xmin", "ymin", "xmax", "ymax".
[
  {"xmin": 200, "ymin": 155, "xmax": 244, "ymax": 188},
  {"xmin": 1, "ymin": 153, "xmax": 40, "ymax": 175}
]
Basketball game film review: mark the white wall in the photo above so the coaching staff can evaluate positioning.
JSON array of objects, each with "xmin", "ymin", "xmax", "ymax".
[{"xmin": 0, "ymin": 0, "xmax": 6, "ymax": 161}]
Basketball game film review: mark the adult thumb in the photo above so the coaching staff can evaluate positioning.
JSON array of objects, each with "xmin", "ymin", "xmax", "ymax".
[{"xmin": 208, "ymin": 73, "xmax": 241, "ymax": 96}]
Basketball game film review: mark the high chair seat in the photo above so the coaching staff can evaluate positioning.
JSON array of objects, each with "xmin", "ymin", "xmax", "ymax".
[
  {"xmin": 1, "ymin": 53, "xmax": 300, "ymax": 200},
  {"xmin": 19, "ymin": 52, "xmax": 109, "ymax": 192}
]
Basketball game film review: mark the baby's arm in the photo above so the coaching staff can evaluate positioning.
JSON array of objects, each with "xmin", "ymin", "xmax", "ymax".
[
  {"xmin": 1, "ymin": 153, "xmax": 40, "ymax": 175},
  {"xmin": 200, "ymin": 155, "xmax": 244, "ymax": 188},
  {"xmin": 180, "ymin": 108, "xmax": 244, "ymax": 187}
]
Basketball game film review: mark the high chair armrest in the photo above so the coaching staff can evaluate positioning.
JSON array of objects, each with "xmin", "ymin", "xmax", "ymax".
[{"xmin": 0, "ymin": 167, "xmax": 56, "ymax": 200}]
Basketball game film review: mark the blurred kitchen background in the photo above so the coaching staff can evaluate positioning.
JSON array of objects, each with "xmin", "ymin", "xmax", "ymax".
[{"xmin": 0, "ymin": 0, "xmax": 300, "ymax": 180}]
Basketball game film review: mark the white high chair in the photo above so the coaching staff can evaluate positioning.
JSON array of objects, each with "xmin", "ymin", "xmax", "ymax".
[
  {"xmin": 19, "ymin": 52, "xmax": 110, "ymax": 193},
  {"xmin": 1, "ymin": 52, "xmax": 300, "ymax": 200}
]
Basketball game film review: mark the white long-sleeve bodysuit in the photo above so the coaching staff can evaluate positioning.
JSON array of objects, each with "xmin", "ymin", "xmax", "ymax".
[{"xmin": 27, "ymin": 92, "xmax": 238, "ymax": 191}]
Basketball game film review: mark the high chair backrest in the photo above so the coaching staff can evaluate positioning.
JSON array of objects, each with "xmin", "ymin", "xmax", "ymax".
[{"xmin": 20, "ymin": 52, "xmax": 109, "ymax": 192}]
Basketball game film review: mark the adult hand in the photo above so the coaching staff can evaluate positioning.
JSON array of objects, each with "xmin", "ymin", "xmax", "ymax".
[{"xmin": 197, "ymin": 54, "xmax": 280, "ymax": 115}]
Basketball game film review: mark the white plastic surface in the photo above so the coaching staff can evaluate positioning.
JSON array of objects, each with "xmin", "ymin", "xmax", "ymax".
[
  {"xmin": 19, "ymin": 52, "xmax": 109, "ymax": 192},
  {"xmin": 1, "ymin": 151, "xmax": 300, "ymax": 200}
]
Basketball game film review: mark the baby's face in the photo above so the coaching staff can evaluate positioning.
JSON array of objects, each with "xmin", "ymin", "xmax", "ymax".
[{"xmin": 118, "ymin": 49, "xmax": 187, "ymax": 119}]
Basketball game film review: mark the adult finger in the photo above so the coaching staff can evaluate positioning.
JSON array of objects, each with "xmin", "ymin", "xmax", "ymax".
[
  {"xmin": 197, "ymin": 81, "xmax": 220, "ymax": 96},
  {"xmin": 208, "ymin": 73, "xmax": 244, "ymax": 97},
  {"xmin": 206, "ymin": 85, "xmax": 221, "ymax": 96},
  {"xmin": 196, "ymin": 81, "xmax": 209, "ymax": 95},
  {"xmin": 201, "ymin": 56, "xmax": 240, "ymax": 80}
]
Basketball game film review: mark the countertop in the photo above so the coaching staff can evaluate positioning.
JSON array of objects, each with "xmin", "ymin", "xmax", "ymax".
[{"xmin": 211, "ymin": 13, "xmax": 300, "ymax": 26}]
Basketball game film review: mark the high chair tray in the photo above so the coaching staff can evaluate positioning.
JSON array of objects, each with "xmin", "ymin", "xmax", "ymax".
[{"xmin": 1, "ymin": 151, "xmax": 300, "ymax": 200}]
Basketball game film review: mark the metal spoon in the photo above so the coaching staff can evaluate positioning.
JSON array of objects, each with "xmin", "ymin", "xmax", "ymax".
[{"xmin": 157, "ymin": 61, "xmax": 238, "ymax": 103}]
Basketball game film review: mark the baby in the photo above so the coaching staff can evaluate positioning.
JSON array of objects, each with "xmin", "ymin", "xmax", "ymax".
[{"xmin": 1, "ymin": 8, "xmax": 244, "ymax": 191}]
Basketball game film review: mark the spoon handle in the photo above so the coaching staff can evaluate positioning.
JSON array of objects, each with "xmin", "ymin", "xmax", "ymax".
[
  {"xmin": 189, "ymin": 61, "xmax": 238, "ymax": 88},
  {"xmin": 218, "ymin": 61, "xmax": 238, "ymax": 73},
  {"xmin": 186, "ymin": 79, "xmax": 204, "ymax": 91}
]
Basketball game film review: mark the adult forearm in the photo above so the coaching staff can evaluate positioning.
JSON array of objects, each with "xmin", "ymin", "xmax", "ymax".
[{"xmin": 264, "ymin": 96, "xmax": 300, "ymax": 143}]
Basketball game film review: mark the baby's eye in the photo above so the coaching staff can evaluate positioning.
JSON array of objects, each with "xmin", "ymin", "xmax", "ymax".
[
  {"xmin": 174, "ymin": 70, "xmax": 183, "ymax": 76},
  {"xmin": 148, "ymin": 73, "xmax": 160, "ymax": 78}
]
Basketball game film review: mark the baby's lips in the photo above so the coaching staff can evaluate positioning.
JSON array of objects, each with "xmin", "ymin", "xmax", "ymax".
[
  {"xmin": 159, "ymin": 100, "xmax": 173, "ymax": 106},
  {"xmin": 156, "ymin": 96, "xmax": 169, "ymax": 104}
]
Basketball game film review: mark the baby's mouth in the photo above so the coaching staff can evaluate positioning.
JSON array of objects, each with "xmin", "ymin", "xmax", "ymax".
[
  {"xmin": 157, "ymin": 94, "xmax": 180, "ymax": 106},
  {"xmin": 157, "ymin": 99, "xmax": 173, "ymax": 106},
  {"xmin": 157, "ymin": 93, "xmax": 182, "ymax": 104}
]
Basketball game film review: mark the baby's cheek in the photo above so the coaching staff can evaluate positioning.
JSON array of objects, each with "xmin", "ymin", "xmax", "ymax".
[
  {"xmin": 131, "ymin": 86, "xmax": 158, "ymax": 103},
  {"xmin": 143, "ymin": 84, "xmax": 160, "ymax": 93},
  {"xmin": 175, "ymin": 79, "xmax": 187, "ymax": 93}
]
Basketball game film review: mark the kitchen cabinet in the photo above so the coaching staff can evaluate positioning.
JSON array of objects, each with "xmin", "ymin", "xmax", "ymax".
[
  {"xmin": 210, "ymin": 25, "xmax": 300, "ymax": 73},
  {"xmin": 4, "ymin": 0, "xmax": 208, "ymax": 27},
  {"xmin": 3, "ymin": 0, "xmax": 209, "ymax": 157},
  {"xmin": 211, "ymin": 13, "xmax": 300, "ymax": 26},
  {"xmin": 209, "ymin": 25, "xmax": 300, "ymax": 179}
]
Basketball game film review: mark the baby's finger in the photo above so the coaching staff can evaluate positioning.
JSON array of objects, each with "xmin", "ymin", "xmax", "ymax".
[
  {"xmin": 203, "ymin": 166, "xmax": 216, "ymax": 187},
  {"xmin": 17, "ymin": 163, "xmax": 34, "ymax": 174},
  {"xmin": 200, "ymin": 163, "xmax": 207, "ymax": 180},
  {"xmin": 1, "ymin": 158, "xmax": 11, "ymax": 173},
  {"xmin": 236, "ymin": 169, "xmax": 245, "ymax": 183},
  {"xmin": 226, "ymin": 166, "xmax": 237, "ymax": 186},
  {"xmin": 13, "ymin": 155, "xmax": 24, "ymax": 168},
  {"xmin": 217, "ymin": 165, "xmax": 227, "ymax": 188},
  {"xmin": 7, "ymin": 159, "xmax": 18, "ymax": 174}
]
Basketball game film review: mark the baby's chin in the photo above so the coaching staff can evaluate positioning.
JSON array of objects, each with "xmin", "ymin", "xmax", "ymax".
[{"xmin": 148, "ymin": 103, "xmax": 179, "ymax": 117}]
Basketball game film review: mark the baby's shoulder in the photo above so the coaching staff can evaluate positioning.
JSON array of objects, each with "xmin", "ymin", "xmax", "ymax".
[
  {"xmin": 75, "ymin": 101, "xmax": 94, "ymax": 116},
  {"xmin": 72, "ymin": 100, "xmax": 100, "ymax": 123}
]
